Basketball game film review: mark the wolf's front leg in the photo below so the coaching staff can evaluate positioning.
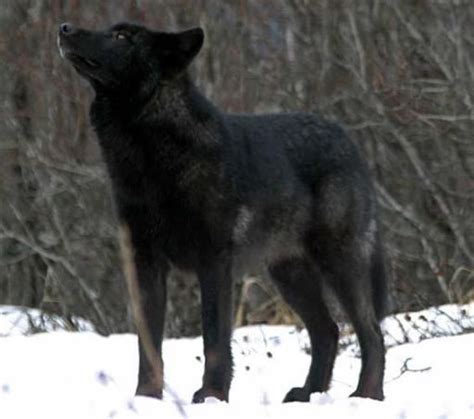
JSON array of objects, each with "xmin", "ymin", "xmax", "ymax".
[
  {"xmin": 193, "ymin": 259, "xmax": 233, "ymax": 403},
  {"xmin": 135, "ymin": 270, "xmax": 167, "ymax": 399},
  {"xmin": 119, "ymin": 224, "xmax": 168, "ymax": 399}
]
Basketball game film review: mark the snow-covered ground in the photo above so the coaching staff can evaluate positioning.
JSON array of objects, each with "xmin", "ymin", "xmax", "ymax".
[{"xmin": 0, "ymin": 304, "xmax": 473, "ymax": 418}]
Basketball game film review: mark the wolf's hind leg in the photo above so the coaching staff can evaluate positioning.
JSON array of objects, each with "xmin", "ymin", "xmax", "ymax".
[
  {"xmin": 269, "ymin": 258, "xmax": 339, "ymax": 402},
  {"xmin": 322, "ymin": 248, "xmax": 385, "ymax": 401}
]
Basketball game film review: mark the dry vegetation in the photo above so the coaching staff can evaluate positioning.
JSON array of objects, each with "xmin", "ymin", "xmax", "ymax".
[{"xmin": 0, "ymin": 0, "xmax": 473, "ymax": 335}]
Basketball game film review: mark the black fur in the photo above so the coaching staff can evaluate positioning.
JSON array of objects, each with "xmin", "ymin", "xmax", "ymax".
[{"xmin": 59, "ymin": 21, "xmax": 388, "ymax": 402}]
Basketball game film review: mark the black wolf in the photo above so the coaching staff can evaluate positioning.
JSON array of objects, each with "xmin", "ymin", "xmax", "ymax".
[{"xmin": 58, "ymin": 21, "xmax": 388, "ymax": 403}]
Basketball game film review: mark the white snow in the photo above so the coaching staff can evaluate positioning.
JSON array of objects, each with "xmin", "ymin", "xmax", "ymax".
[{"xmin": 0, "ymin": 304, "xmax": 473, "ymax": 418}]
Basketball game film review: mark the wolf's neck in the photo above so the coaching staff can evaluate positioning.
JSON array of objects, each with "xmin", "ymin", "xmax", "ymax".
[
  {"xmin": 91, "ymin": 75, "xmax": 225, "ymax": 205},
  {"xmin": 145, "ymin": 78, "xmax": 222, "ymax": 144},
  {"xmin": 92, "ymin": 75, "xmax": 222, "ymax": 147}
]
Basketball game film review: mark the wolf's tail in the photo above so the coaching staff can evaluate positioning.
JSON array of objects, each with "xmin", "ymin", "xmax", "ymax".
[{"xmin": 371, "ymin": 233, "xmax": 390, "ymax": 321}]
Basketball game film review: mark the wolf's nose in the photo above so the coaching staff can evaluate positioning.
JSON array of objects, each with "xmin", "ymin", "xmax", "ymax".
[{"xmin": 59, "ymin": 23, "xmax": 75, "ymax": 35}]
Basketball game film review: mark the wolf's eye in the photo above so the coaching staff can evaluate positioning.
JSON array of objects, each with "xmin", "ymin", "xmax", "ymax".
[{"xmin": 115, "ymin": 32, "xmax": 128, "ymax": 41}]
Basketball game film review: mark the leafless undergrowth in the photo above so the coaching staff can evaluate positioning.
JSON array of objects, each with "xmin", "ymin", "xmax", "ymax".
[{"xmin": 0, "ymin": 0, "xmax": 472, "ymax": 337}]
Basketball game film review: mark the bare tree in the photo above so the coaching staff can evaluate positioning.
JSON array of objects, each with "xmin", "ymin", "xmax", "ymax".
[{"xmin": 0, "ymin": 0, "xmax": 472, "ymax": 336}]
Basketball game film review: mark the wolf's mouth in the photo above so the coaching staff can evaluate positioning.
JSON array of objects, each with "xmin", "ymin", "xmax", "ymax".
[{"xmin": 65, "ymin": 52, "xmax": 100, "ymax": 69}]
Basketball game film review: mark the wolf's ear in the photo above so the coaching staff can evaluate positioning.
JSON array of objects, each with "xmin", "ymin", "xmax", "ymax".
[
  {"xmin": 175, "ymin": 27, "xmax": 204, "ymax": 62},
  {"xmin": 158, "ymin": 27, "xmax": 204, "ymax": 71}
]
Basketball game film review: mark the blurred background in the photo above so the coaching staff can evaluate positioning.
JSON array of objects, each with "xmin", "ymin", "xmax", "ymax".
[{"xmin": 0, "ymin": 0, "xmax": 473, "ymax": 337}]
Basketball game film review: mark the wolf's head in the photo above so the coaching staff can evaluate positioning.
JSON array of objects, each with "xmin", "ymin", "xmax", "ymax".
[{"xmin": 58, "ymin": 22, "xmax": 204, "ymax": 95}]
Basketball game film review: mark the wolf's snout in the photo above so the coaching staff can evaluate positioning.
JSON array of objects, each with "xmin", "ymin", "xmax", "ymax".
[{"xmin": 59, "ymin": 23, "xmax": 76, "ymax": 35}]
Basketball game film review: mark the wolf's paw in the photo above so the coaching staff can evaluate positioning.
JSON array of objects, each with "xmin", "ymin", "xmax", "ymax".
[
  {"xmin": 192, "ymin": 387, "xmax": 227, "ymax": 403},
  {"xmin": 135, "ymin": 382, "xmax": 163, "ymax": 399},
  {"xmin": 283, "ymin": 387, "xmax": 311, "ymax": 403},
  {"xmin": 350, "ymin": 388, "xmax": 384, "ymax": 401}
]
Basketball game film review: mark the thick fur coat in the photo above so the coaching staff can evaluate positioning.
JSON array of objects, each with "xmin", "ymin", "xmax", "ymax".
[{"xmin": 59, "ymin": 21, "xmax": 388, "ymax": 403}]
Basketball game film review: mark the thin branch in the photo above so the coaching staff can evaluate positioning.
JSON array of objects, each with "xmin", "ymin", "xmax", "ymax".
[
  {"xmin": 376, "ymin": 182, "xmax": 452, "ymax": 299},
  {"xmin": 0, "ymin": 226, "xmax": 111, "ymax": 331},
  {"xmin": 385, "ymin": 124, "xmax": 473, "ymax": 263}
]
